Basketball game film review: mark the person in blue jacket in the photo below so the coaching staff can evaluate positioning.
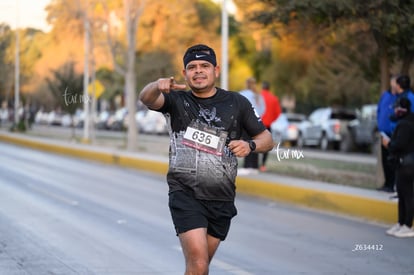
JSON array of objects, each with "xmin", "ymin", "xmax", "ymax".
[
  {"xmin": 390, "ymin": 75, "xmax": 414, "ymax": 133},
  {"xmin": 377, "ymin": 75, "xmax": 398, "ymax": 192}
]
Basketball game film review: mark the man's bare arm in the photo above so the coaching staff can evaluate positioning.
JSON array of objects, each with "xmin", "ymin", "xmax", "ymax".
[
  {"xmin": 139, "ymin": 77, "xmax": 186, "ymax": 110},
  {"xmin": 252, "ymin": 129, "xmax": 274, "ymax": 153}
]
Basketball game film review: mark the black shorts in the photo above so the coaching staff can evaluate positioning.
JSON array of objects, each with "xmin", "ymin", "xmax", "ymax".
[{"xmin": 168, "ymin": 190, "xmax": 237, "ymax": 241}]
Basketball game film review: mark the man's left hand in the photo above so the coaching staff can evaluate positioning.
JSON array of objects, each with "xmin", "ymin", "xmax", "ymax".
[{"xmin": 228, "ymin": 140, "xmax": 251, "ymax": 157}]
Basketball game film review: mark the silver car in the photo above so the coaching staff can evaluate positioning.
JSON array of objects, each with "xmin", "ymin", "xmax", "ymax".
[
  {"xmin": 270, "ymin": 113, "xmax": 306, "ymax": 146},
  {"xmin": 297, "ymin": 107, "xmax": 356, "ymax": 151}
]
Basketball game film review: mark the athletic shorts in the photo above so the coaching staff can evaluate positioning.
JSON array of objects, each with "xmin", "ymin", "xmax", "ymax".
[{"xmin": 168, "ymin": 190, "xmax": 237, "ymax": 241}]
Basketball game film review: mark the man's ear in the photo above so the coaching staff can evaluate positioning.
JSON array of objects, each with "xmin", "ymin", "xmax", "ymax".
[{"xmin": 215, "ymin": 65, "xmax": 220, "ymax": 78}]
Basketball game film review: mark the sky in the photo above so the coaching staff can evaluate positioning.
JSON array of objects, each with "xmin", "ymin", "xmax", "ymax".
[
  {"xmin": 0, "ymin": 0, "xmax": 50, "ymax": 31},
  {"xmin": 0, "ymin": 0, "xmax": 236, "ymax": 32}
]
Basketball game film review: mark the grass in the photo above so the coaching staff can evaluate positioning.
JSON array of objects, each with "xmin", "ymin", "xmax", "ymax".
[{"xmin": 262, "ymin": 154, "xmax": 378, "ymax": 190}]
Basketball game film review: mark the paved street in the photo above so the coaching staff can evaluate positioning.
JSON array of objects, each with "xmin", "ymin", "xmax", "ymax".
[{"xmin": 0, "ymin": 142, "xmax": 412, "ymax": 274}]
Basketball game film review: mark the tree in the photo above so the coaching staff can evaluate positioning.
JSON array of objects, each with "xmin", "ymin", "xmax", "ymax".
[
  {"xmin": 41, "ymin": 0, "xmax": 229, "ymax": 149},
  {"xmin": 95, "ymin": 66, "xmax": 124, "ymax": 107},
  {"xmin": 136, "ymin": 0, "xmax": 223, "ymax": 83},
  {"xmin": 249, "ymin": 0, "xmax": 414, "ymax": 92},
  {"xmin": 0, "ymin": 25, "xmax": 45, "ymax": 106},
  {"xmin": 46, "ymin": 61, "xmax": 84, "ymax": 139},
  {"xmin": 123, "ymin": 0, "xmax": 145, "ymax": 150},
  {"xmin": 0, "ymin": 24, "xmax": 14, "ymax": 104},
  {"xmin": 94, "ymin": 0, "xmax": 146, "ymax": 150},
  {"xmin": 135, "ymin": 50, "xmax": 175, "ymax": 93}
]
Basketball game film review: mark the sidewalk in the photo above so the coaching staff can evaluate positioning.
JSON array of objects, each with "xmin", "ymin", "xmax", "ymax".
[{"xmin": 0, "ymin": 129, "xmax": 397, "ymax": 225}]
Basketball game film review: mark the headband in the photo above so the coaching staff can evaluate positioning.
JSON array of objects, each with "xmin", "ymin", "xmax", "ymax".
[{"xmin": 183, "ymin": 51, "xmax": 217, "ymax": 68}]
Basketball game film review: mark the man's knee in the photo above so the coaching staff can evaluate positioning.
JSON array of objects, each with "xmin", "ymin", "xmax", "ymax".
[{"xmin": 186, "ymin": 258, "xmax": 209, "ymax": 275}]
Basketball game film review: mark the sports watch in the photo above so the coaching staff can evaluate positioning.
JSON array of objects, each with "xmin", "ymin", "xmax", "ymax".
[{"xmin": 248, "ymin": 140, "xmax": 256, "ymax": 152}]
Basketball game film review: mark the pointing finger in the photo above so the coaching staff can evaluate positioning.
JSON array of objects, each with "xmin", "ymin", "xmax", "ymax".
[
  {"xmin": 169, "ymin": 77, "xmax": 186, "ymax": 90},
  {"xmin": 172, "ymin": 83, "xmax": 187, "ymax": 90}
]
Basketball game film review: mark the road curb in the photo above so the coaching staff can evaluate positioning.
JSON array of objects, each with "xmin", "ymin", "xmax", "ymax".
[
  {"xmin": 0, "ymin": 132, "xmax": 396, "ymax": 225},
  {"xmin": 235, "ymin": 177, "xmax": 396, "ymax": 224}
]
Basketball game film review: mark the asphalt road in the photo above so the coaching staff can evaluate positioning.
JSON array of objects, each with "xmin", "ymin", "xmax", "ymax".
[{"xmin": 0, "ymin": 142, "xmax": 412, "ymax": 275}]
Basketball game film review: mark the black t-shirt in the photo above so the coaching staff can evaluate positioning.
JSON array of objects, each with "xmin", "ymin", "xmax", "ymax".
[
  {"xmin": 389, "ymin": 113, "xmax": 414, "ymax": 158},
  {"xmin": 157, "ymin": 88, "xmax": 266, "ymax": 201}
]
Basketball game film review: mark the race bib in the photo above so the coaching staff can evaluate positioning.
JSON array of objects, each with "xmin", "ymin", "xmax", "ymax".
[{"xmin": 182, "ymin": 121, "xmax": 227, "ymax": 156}]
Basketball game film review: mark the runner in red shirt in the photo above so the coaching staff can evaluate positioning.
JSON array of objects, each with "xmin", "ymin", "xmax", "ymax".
[{"xmin": 260, "ymin": 81, "xmax": 281, "ymax": 172}]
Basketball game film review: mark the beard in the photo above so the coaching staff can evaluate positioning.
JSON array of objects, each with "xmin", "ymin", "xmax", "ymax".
[
  {"xmin": 188, "ymin": 78, "xmax": 213, "ymax": 93},
  {"xmin": 187, "ymin": 82, "xmax": 217, "ymax": 98}
]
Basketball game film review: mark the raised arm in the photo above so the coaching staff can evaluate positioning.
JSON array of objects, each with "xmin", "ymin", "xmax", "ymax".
[{"xmin": 139, "ymin": 77, "xmax": 186, "ymax": 110}]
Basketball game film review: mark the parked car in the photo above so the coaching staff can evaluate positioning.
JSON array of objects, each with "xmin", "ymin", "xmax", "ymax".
[
  {"xmin": 46, "ymin": 111, "xmax": 63, "ymax": 126},
  {"xmin": 136, "ymin": 109, "xmax": 168, "ymax": 135},
  {"xmin": 106, "ymin": 107, "xmax": 128, "ymax": 131},
  {"xmin": 346, "ymin": 104, "xmax": 378, "ymax": 153},
  {"xmin": 96, "ymin": 110, "xmax": 112, "ymax": 130},
  {"xmin": 297, "ymin": 107, "xmax": 357, "ymax": 151},
  {"xmin": 61, "ymin": 113, "xmax": 73, "ymax": 127},
  {"xmin": 270, "ymin": 112, "xmax": 306, "ymax": 146},
  {"xmin": 34, "ymin": 109, "xmax": 49, "ymax": 125},
  {"xmin": 73, "ymin": 109, "xmax": 85, "ymax": 128},
  {"xmin": 0, "ymin": 107, "xmax": 9, "ymax": 124}
]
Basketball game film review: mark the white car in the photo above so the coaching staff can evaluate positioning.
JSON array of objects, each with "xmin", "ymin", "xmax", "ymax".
[
  {"xmin": 107, "ymin": 107, "xmax": 128, "ymax": 131},
  {"xmin": 136, "ymin": 110, "xmax": 168, "ymax": 135},
  {"xmin": 35, "ymin": 109, "xmax": 50, "ymax": 125},
  {"xmin": 46, "ymin": 111, "xmax": 63, "ymax": 126},
  {"xmin": 0, "ymin": 108, "xmax": 9, "ymax": 123},
  {"xmin": 270, "ymin": 113, "xmax": 306, "ymax": 146}
]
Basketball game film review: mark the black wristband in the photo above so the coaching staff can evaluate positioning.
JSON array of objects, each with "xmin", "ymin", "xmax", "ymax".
[{"xmin": 248, "ymin": 140, "xmax": 256, "ymax": 152}]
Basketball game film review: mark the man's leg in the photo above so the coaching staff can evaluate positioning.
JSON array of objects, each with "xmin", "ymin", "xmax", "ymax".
[
  {"xmin": 243, "ymin": 152, "xmax": 259, "ymax": 169},
  {"xmin": 396, "ymin": 170, "xmax": 414, "ymax": 227},
  {"xmin": 381, "ymin": 145, "xmax": 396, "ymax": 191},
  {"xmin": 396, "ymin": 172, "xmax": 406, "ymax": 226},
  {"xmin": 207, "ymin": 234, "xmax": 221, "ymax": 262},
  {"xmin": 179, "ymin": 228, "xmax": 221, "ymax": 275},
  {"xmin": 260, "ymin": 152, "xmax": 268, "ymax": 171}
]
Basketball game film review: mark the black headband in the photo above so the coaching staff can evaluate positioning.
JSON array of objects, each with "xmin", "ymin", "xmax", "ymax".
[{"xmin": 183, "ymin": 52, "xmax": 217, "ymax": 68}]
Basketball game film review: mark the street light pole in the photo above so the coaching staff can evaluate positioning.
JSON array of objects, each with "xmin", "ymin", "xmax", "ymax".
[
  {"xmin": 221, "ymin": 0, "xmax": 229, "ymax": 90},
  {"xmin": 14, "ymin": 0, "xmax": 20, "ymax": 126},
  {"xmin": 82, "ymin": 15, "xmax": 90, "ymax": 143}
]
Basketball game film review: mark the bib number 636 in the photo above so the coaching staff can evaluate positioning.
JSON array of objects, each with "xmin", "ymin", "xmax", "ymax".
[
  {"xmin": 192, "ymin": 131, "xmax": 212, "ymax": 145},
  {"xmin": 183, "ymin": 126, "xmax": 220, "ymax": 149}
]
